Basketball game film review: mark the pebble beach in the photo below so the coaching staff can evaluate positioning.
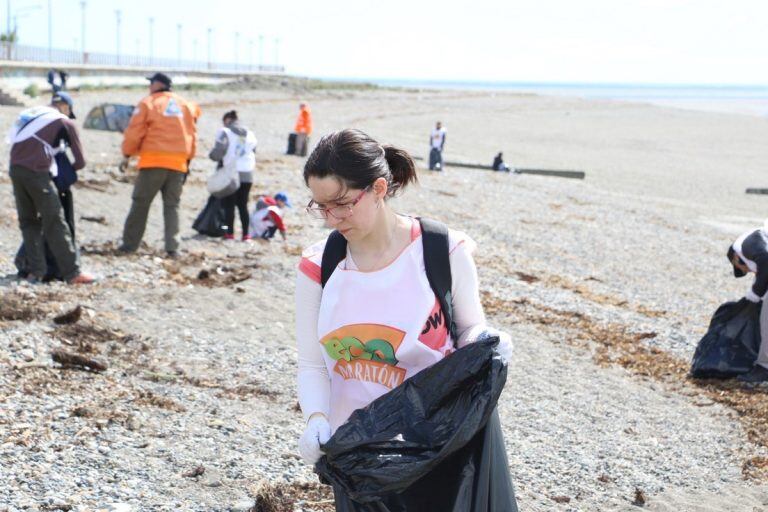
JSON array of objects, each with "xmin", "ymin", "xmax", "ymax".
[{"xmin": 1, "ymin": 79, "xmax": 768, "ymax": 511}]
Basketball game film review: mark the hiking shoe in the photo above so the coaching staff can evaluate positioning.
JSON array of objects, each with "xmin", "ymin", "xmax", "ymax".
[
  {"xmin": 116, "ymin": 245, "xmax": 135, "ymax": 255},
  {"xmin": 737, "ymin": 365, "xmax": 768, "ymax": 383},
  {"xmin": 68, "ymin": 272, "xmax": 96, "ymax": 285},
  {"xmin": 242, "ymin": 234, "xmax": 252, "ymax": 242},
  {"xmin": 165, "ymin": 251, "xmax": 179, "ymax": 260},
  {"xmin": 223, "ymin": 234, "xmax": 235, "ymax": 241}
]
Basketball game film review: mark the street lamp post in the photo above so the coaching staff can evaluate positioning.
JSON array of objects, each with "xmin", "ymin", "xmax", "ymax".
[
  {"xmin": 207, "ymin": 27, "xmax": 212, "ymax": 70},
  {"xmin": 79, "ymin": 1, "xmax": 85, "ymax": 64},
  {"xmin": 47, "ymin": 0, "xmax": 51, "ymax": 61},
  {"xmin": 248, "ymin": 39, "xmax": 253, "ymax": 72},
  {"xmin": 234, "ymin": 31, "xmax": 239, "ymax": 71},
  {"xmin": 115, "ymin": 9, "xmax": 121, "ymax": 65},
  {"xmin": 274, "ymin": 37, "xmax": 279, "ymax": 69},
  {"xmin": 149, "ymin": 17, "xmax": 154, "ymax": 66},
  {"xmin": 177, "ymin": 23, "xmax": 182, "ymax": 66},
  {"xmin": 258, "ymin": 34, "xmax": 264, "ymax": 70}
]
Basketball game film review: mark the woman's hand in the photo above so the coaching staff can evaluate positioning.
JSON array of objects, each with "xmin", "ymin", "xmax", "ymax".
[
  {"xmin": 471, "ymin": 327, "xmax": 513, "ymax": 365},
  {"xmin": 298, "ymin": 413, "xmax": 331, "ymax": 464}
]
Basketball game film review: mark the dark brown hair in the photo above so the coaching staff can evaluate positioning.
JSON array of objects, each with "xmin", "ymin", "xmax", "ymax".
[
  {"xmin": 303, "ymin": 129, "xmax": 417, "ymax": 198},
  {"xmin": 223, "ymin": 110, "xmax": 238, "ymax": 122}
]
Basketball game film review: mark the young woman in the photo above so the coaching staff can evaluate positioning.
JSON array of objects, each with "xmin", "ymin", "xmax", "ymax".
[
  {"xmin": 295, "ymin": 130, "xmax": 514, "ymax": 486},
  {"xmin": 209, "ymin": 110, "xmax": 257, "ymax": 241}
]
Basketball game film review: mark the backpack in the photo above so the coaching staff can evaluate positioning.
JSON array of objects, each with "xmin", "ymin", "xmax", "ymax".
[{"xmin": 320, "ymin": 217, "xmax": 457, "ymax": 341}]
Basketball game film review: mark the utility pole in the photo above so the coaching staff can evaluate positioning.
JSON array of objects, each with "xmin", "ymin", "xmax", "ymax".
[
  {"xmin": 80, "ymin": 1, "xmax": 85, "ymax": 63},
  {"xmin": 115, "ymin": 9, "xmax": 121, "ymax": 65},
  {"xmin": 148, "ymin": 17, "xmax": 154, "ymax": 66},
  {"xmin": 207, "ymin": 27, "xmax": 212, "ymax": 70},
  {"xmin": 176, "ymin": 23, "xmax": 182, "ymax": 65}
]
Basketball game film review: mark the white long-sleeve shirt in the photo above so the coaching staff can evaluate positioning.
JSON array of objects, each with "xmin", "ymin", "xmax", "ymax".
[{"xmin": 295, "ymin": 227, "xmax": 486, "ymax": 423}]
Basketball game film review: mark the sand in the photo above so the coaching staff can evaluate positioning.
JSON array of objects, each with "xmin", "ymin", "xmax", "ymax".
[{"xmin": 1, "ymin": 82, "xmax": 768, "ymax": 511}]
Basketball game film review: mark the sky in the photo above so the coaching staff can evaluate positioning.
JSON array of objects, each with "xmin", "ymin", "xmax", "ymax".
[{"xmin": 3, "ymin": 0, "xmax": 768, "ymax": 85}]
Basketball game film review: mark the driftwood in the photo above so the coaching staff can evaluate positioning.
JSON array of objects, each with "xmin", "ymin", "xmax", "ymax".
[
  {"xmin": 412, "ymin": 155, "xmax": 585, "ymax": 179},
  {"xmin": 80, "ymin": 215, "xmax": 107, "ymax": 224},
  {"xmin": 51, "ymin": 349, "xmax": 108, "ymax": 372},
  {"xmin": 746, "ymin": 188, "xmax": 768, "ymax": 195}
]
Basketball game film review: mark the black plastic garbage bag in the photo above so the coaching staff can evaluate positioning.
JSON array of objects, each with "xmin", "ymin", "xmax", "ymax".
[
  {"xmin": 192, "ymin": 195, "xmax": 226, "ymax": 237},
  {"xmin": 690, "ymin": 298, "xmax": 762, "ymax": 379},
  {"xmin": 315, "ymin": 339, "xmax": 518, "ymax": 512}
]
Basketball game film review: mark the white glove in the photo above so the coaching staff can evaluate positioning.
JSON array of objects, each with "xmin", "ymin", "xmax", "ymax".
[
  {"xmin": 298, "ymin": 415, "xmax": 331, "ymax": 465},
  {"xmin": 473, "ymin": 327, "xmax": 513, "ymax": 365},
  {"xmin": 745, "ymin": 289, "xmax": 762, "ymax": 303}
]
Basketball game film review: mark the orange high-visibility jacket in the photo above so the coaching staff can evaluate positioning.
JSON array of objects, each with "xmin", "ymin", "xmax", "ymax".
[
  {"xmin": 294, "ymin": 104, "xmax": 313, "ymax": 135},
  {"xmin": 122, "ymin": 91, "xmax": 198, "ymax": 172}
]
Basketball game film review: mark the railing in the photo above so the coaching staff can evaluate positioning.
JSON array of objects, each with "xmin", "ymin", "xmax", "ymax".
[{"xmin": 0, "ymin": 42, "xmax": 284, "ymax": 74}]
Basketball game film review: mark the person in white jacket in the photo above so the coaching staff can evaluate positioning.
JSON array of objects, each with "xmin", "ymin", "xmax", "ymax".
[
  {"xmin": 294, "ymin": 129, "xmax": 513, "ymax": 474},
  {"xmin": 208, "ymin": 110, "xmax": 257, "ymax": 241}
]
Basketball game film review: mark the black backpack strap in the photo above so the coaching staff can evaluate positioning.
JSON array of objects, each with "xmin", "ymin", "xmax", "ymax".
[
  {"xmin": 320, "ymin": 230, "xmax": 348, "ymax": 288},
  {"xmin": 419, "ymin": 217, "xmax": 457, "ymax": 341}
]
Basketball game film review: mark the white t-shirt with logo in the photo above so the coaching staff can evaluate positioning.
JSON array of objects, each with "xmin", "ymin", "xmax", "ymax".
[{"xmin": 295, "ymin": 218, "xmax": 486, "ymax": 431}]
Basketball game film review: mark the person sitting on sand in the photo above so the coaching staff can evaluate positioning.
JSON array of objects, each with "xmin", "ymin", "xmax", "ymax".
[
  {"xmin": 492, "ymin": 152, "xmax": 511, "ymax": 172},
  {"xmin": 248, "ymin": 192, "xmax": 290, "ymax": 241},
  {"xmin": 728, "ymin": 221, "xmax": 768, "ymax": 383}
]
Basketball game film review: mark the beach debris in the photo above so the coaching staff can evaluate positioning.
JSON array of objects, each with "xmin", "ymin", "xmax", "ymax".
[
  {"xmin": 632, "ymin": 488, "xmax": 646, "ymax": 506},
  {"xmin": 53, "ymin": 305, "xmax": 83, "ymax": 325},
  {"xmin": 182, "ymin": 465, "xmax": 206, "ymax": 478},
  {"xmin": 597, "ymin": 474, "xmax": 613, "ymax": 483},
  {"xmin": 746, "ymin": 188, "xmax": 768, "ymax": 195},
  {"xmin": 550, "ymin": 495, "xmax": 571, "ymax": 503},
  {"xmin": 251, "ymin": 482, "xmax": 335, "ymax": 512},
  {"xmin": 742, "ymin": 456, "xmax": 768, "ymax": 480},
  {"xmin": 51, "ymin": 349, "xmax": 108, "ymax": 372},
  {"xmin": 80, "ymin": 215, "xmax": 108, "ymax": 224}
]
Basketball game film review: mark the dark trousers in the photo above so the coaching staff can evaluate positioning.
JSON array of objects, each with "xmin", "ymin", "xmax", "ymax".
[
  {"xmin": 222, "ymin": 182, "xmax": 252, "ymax": 235},
  {"xmin": 429, "ymin": 147, "xmax": 443, "ymax": 171},
  {"xmin": 10, "ymin": 166, "xmax": 80, "ymax": 280},
  {"xmin": 121, "ymin": 168, "xmax": 185, "ymax": 252}
]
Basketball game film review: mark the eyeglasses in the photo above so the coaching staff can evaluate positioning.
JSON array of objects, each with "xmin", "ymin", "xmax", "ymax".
[{"xmin": 306, "ymin": 187, "xmax": 370, "ymax": 220}]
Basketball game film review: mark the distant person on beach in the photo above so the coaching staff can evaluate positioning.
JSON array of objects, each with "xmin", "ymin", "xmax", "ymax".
[
  {"xmin": 249, "ymin": 192, "xmax": 290, "ymax": 241},
  {"xmin": 46, "ymin": 69, "xmax": 60, "ymax": 93},
  {"xmin": 7, "ymin": 93, "xmax": 95, "ymax": 284},
  {"xmin": 118, "ymin": 72, "xmax": 198, "ymax": 258},
  {"xmin": 294, "ymin": 102, "xmax": 313, "ymax": 157},
  {"xmin": 728, "ymin": 223, "xmax": 768, "ymax": 383},
  {"xmin": 209, "ymin": 110, "xmax": 257, "ymax": 241},
  {"xmin": 493, "ymin": 152, "xmax": 511, "ymax": 172},
  {"xmin": 58, "ymin": 70, "xmax": 69, "ymax": 91},
  {"xmin": 294, "ymin": 129, "xmax": 516, "ymax": 507},
  {"xmin": 429, "ymin": 121, "xmax": 446, "ymax": 171}
]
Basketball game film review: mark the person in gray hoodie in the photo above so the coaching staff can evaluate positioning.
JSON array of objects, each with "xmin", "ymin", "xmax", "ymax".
[{"xmin": 208, "ymin": 110, "xmax": 257, "ymax": 240}]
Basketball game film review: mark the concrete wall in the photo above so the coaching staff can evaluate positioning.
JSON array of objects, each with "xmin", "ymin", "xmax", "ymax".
[{"xmin": 0, "ymin": 61, "xmax": 281, "ymax": 95}]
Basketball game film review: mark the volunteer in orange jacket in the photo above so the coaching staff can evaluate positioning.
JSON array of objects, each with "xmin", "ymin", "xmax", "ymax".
[
  {"xmin": 118, "ymin": 72, "xmax": 198, "ymax": 257},
  {"xmin": 294, "ymin": 102, "xmax": 313, "ymax": 157}
]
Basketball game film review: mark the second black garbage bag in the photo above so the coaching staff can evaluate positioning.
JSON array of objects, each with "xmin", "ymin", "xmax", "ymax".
[
  {"xmin": 690, "ymin": 298, "xmax": 762, "ymax": 379},
  {"xmin": 315, "ymin": 338, "xmax": 518, "ymax": 512}
]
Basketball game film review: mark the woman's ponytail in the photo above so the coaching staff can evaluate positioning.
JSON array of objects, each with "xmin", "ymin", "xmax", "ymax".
[{"xmin": 383, "ymin": 145, "xmax": 417, "ymax": 196}]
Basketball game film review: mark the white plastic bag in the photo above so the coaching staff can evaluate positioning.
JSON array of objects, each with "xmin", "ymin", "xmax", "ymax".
[{"xmin": 206, "ymin": 163, "xmax": 239, "ymax": 198}]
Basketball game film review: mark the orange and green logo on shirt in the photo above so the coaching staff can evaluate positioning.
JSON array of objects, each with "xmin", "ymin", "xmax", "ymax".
[{"xmin": 320, "ymin": 324, "xmax": 407, "ymax": 389}]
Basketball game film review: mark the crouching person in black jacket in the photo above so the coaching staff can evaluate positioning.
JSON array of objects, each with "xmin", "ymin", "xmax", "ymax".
[{"xmin": 728, "ymin": 224, "xmax": 768, "ymax": 382}]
